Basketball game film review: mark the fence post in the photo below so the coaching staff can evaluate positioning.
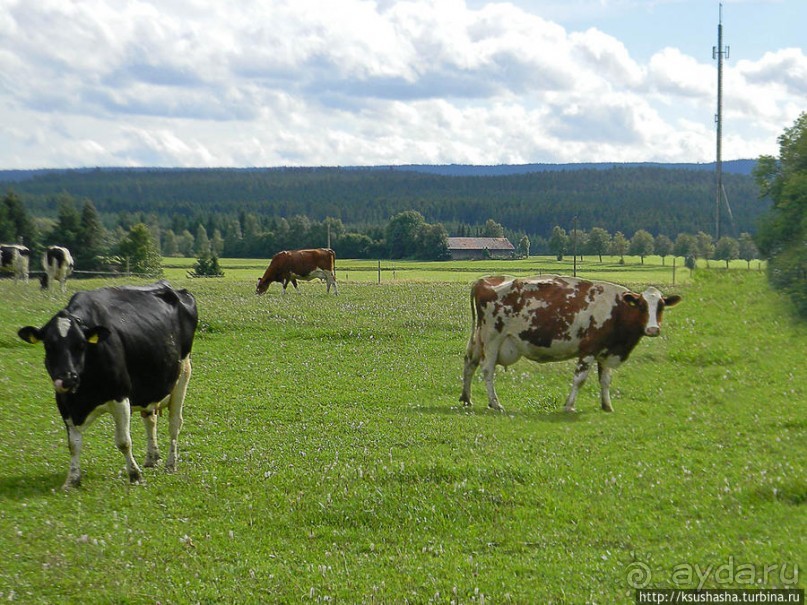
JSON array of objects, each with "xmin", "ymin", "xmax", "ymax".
[
  {"xmin": 672, "ymin": 256, "xmax": 676, "ymax": 285},
  {"xmin": 377, "ymin": 260, "xmax": 381, "ymax": 284}
]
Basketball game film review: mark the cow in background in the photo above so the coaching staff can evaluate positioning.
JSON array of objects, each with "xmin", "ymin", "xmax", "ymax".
[
  {"xmin": 18, "ymin": 280, "xmax": 198, "ymax": 489},
  {"xmin": 460, "ymin": 275, "xmax": 681, "ymax": 412},
  {"xmin": 42, "ymin": 246, "xmax": 74, "ymax": 292},
  {"xmin": 1, "ymin": 244, "xmax": 30, "ymax": 282},
  {"xmin": 256, "ymin": 248, "xmax": 338, "ymax": 295}
]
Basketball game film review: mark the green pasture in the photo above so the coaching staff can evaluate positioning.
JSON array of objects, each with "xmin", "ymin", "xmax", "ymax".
[
  {"xmin": 163, "ymin": 255, "xmax": 765, "ymax": 287},
  {"xmin": 0, "ymin": 263, "xmax": 802, "ymax": 604}
]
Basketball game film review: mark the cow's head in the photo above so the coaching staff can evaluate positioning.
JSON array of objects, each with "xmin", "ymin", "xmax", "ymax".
[
  {"xmin": 18, "ymin": 312, "xmax": 110, "ymax": 394},
  {"xmin": 623, "ymin": 287, "xmax": 682, "ymax": 337},
  {"xmin": 256, "ymin": 265, "xmax": 279, "ymax": 295},
  {"xmin": 256, "ymin": 276, "xmax": 270, "ymax": 295}
]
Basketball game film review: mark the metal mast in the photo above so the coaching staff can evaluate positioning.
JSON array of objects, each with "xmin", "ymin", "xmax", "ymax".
[{"xmin": 712, "ymin": 3, "xmax": 729, "ymax": 240}]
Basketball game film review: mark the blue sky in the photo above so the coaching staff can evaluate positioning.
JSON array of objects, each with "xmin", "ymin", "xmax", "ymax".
[
  {"xmin": 531, "ymin": 0, "xmax": 803, "ymax": 62},
  {"xmin": 0, "ymin": 0, "xmax": 804, "ymax": 168}
]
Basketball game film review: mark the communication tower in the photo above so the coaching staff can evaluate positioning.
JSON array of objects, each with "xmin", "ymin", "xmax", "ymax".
[{"xmin": 713, "ymin": 3, "xmax": 731, "ymax": 240}]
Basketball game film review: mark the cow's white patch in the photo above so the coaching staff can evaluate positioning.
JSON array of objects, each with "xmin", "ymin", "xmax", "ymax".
[
  {"xmin": 292, "ymin": 268, "xmax": 328, "ymax": 281},
  {"xmin": 56, "ymin": 317, "xmax": 71, "ymax": 338},
  {"xmin": 642, "ymin": 287, "xmax": 663, "ymax": 333}
]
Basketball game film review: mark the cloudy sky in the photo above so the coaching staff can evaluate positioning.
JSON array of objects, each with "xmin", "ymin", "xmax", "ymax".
[{"xmin": 0, "ymin": 0, "xmax": 804, "ymax": 169}]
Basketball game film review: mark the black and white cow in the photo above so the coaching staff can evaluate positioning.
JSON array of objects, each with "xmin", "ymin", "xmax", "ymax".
[
  {"xmin": 42, "ymin": 246, "xmax": 74, "ymax": 292},
  {"xmin": 460, "ymin": 275, "xmax": 681, "ymax": 412},
  {"xmin": 18, "ymin": 280, "xmax": 198, "ymax": 489},
  {"xmin": 1, "ymin": 244, "xmax": 30, "ymax": 282}
]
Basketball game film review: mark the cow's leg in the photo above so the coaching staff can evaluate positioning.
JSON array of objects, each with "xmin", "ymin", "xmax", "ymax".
[
  {"xmin": 481, "ymin": 340, "xmax": 504, "ymax": 411},
  {"xmin": 141, "ymin": 410, "xmax": 160, "ymax": 467},
  {"xmin": 598, "ymin": 362, "xmax": 614, "ymax": 412},
  {"xmin": 166, "ymin": 356, "xmax": 191, "ymax": 472},
  {"xmin": 63, "ymin": 420, "xmax": 83, "ymax": 490},
  {"xmin": 326, "ymin": 272, "xmax": 338, "ymax": 294},
  {"xmin": 460, "ymin": 334, "xmax": 480, "ymax": 406},
  {"xmin": 565, "ymin": 356, "xmax": 594, "ymax": 412},
  {"xmin": 291, "ymin": 278, "xmax": 300, "ymax": 293},
  {"xmin": 110, "ymin": 398, "xmax": 143, "ymax": 483}
]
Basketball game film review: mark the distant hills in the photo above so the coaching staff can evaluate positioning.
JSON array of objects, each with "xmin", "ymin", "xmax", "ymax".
[
  {"xmin": 375, "ymin": 159, "xmax": 757, "ymax": 177},
  {"xmin": 0, "ymin": 159, "xmax": 757, "ymax": 183}
]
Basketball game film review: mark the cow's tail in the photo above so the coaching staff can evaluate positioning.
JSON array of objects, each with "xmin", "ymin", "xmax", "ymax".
[{"xmin": 467, "ymin": 282, "xmax": 478, "ymax": 350}]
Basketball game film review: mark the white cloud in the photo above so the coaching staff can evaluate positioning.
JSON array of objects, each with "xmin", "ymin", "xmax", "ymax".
[{"xmin": 0, "ymin": 0, "xmax": 802, "ymax": 168}]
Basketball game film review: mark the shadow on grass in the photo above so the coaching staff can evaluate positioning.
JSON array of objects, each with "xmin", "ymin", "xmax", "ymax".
[
  {"xmin": 0, "ymin": 472, "xmax": 64, "ymax": 500},
  {"xmin": 412, "ymin": 403, "xmax": 588, "ymax": 423}
]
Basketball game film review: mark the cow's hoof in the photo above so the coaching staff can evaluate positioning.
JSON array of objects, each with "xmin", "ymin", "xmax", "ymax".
[
  {"xmin": 128, "ymin": 470, "xmax": 143, "ymax": 484},
  {"xmin": 460, "ymin": 397, "xmax": 472, "ymax": 407},
  {"xmin": 564, "ymin": 406, "xmax": 577, "ymax": 413},
  {"xmin": 601, "ymin": 406, "xmax": 614, "ymax": 413},
  {"xmin": 144, "ymin": 453, "xmax": 161, "ymax": 468},
  {"xmin": 62, "ymin": 476, "xmax": 81, "ymax": 491},
  {"xmin": 488, "ymin": 402, "xmax": 504, "ymax": 412}
]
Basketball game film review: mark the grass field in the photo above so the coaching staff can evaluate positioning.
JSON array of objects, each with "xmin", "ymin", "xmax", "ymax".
[
  {"xmin": 162, "ymin": 254, "xmax": 764, "ymax": 287},
  {"xmin": 0, "ymin": 259, "xmax": 803, "ymax": 604}
]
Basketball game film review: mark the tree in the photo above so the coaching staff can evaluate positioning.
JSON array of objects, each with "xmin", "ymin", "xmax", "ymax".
[
  {"xmin": 738, "ymin": 232, "xmax": 759, "ymax": 269},
  {"xmin": 695, "ymin": 231, "xmax": 715, "ymax": 267},
  {"xmin": 548, "ymin": 226, "xmax": 568, "ymax": 261},
  {"xmin": 416, "ymin": 223, "xmax": 450, "ymax": 260},
  {"xmin": 287, "ymin": 214, "xmax": 311, "ymax": 247},
  {"xmin": 76, "ymin": 200, "xmax": 106, "ymax": 270},
  {"xmin": 610, "ymin": 231, "xmax": 629, "ymax": 262},
  {"xmin": 48, "ymin": 196, "xmax": 82, "ymax": 251},
  {"xmin": 629, "ymin": 229, "xmax": 655, "ymax": 264},
  {"xmin": 178, "ymin": 229, "xmax": 195, "ymax": 257},
  {"xmin": 714, "ymin": 236, "xmax": 740, "ymax": 268},
  {"xmin": 117, "ymin": 223, "xmax": 163, "ymax": 276},
  {"xmin": 570, "ymin": 227, "xmax": 586, "ymax": 261},
  {"xmin": 586, "ymin": 227, "xmax": 611, "ymax": 262},
  {"xmin": 189, "ymin": 253, "xmax": 224, "ymax": 277},
  {"xmin": 194, "ymin": 224, "xmax": 210, "ymax": 256},
  {"xmin": 336, "ymin": 232, "xmax": 373, "ymax": 259},
  {"xmin": 655, "ymin": 234, "xmax": 673, "ymax": 266},
  {"xmin": 674, "ymin": 233, "xmax": 697, "ymax": 261},
  {"xmin": 517, "ymin": 235, "xmax": 530, "ymax": 259},
  {"xmin": 210, "ymin": 229, "xmax": 225, "ymax": 257},
  {"xmin": 754, "ymin": 112, "xmax": 807, "ymax": 316},
  {"xmin": 482, "ymin": 219, "xmax": 504, "ymax": 238},
  {"xmin": 386, "ymin": 211, "xmax": 425, "ymax": 259},
  {"xmin": 162, "ymin": 229, "xmax": 179, "ymax": 257},
  {"xmin": 1, "ymin": 191, "xmax": 38, "ymax": 247}
]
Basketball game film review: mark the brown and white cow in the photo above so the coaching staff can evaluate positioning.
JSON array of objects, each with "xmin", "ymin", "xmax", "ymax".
[
  {"xmin": 460, "ymin": 275, "xmax": 681, "ymax": 412},
  {"xmin": 1, "ymin": 244, "xmax": 30, "ymax": 282},
  {"xmin": 42, "ymin": 246, "xmax": 74, "ymax": 292},
  {"xmin": 256, "ymin": 248, "xmax": 338, "ymax": 295}
]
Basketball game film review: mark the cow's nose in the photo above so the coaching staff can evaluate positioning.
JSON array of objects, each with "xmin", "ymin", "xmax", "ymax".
[
  {"xmin": 54, "ymin": 372, "xmax": 79, "ymax": 393},
  {"xmin": 645, "ymin": 327, "xmax": 660, "ymax": 337}
]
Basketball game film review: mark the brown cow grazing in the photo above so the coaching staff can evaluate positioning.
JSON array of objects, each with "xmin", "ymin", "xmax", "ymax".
[
  {"xmin": 460, "ymin": 275, "xmax": 681, "ymax": 412},
  {"xmin": 256, "ymin": 248, "xmax": 338, "ymax": 295}
]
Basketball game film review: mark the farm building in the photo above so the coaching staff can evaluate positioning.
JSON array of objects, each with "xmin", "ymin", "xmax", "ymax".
[{"xmin": 447, "ymin": 237, "xmax": 516, "ymax": 260}]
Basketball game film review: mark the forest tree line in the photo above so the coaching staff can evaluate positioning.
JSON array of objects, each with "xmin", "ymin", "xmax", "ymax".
[
  {"xmin": 4, "ymin": 164, "xmax": 766, "ymax": 243},
  {"xmin": 2, "ymin": 187, "xmax": 759, "ymax": 276}
]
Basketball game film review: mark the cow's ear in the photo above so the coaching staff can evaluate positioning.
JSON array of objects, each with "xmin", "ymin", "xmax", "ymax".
[
  {"xmin": 664, "ymin": 295, "xmax": 682, "ymax": 307},
  {"xmin": 623, "ymin": 293, "xmax": 641, "ymax": 307},
  {"xmin": 18, "ymin": 326, "xmax": 42, "ymax": 345},
  {"xmin": 85, "ymin": 326, "xmax": 111, "ymax": 345}
]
